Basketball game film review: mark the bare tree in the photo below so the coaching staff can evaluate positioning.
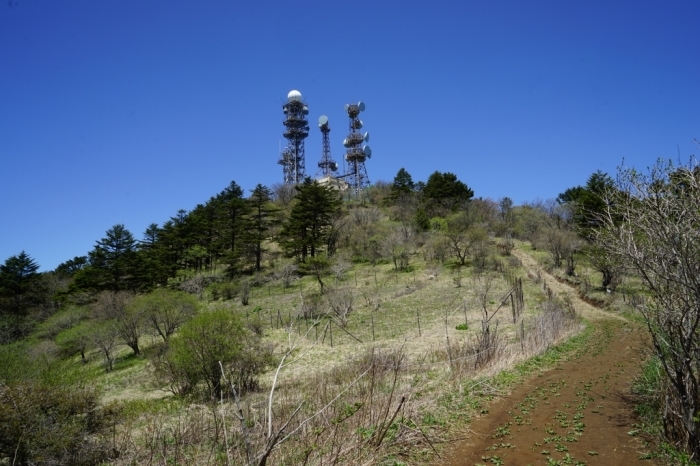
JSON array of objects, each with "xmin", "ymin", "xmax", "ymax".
[
  {"xmin": 89, "ymin": 321, "xmax": 120, "ymax": 372},
  {"xmin": 94, "ymin": 291, "xmax": 142, "ymax": 355},
  {"xmin": 597, "ymin": 160, "xmax": 700, "ymax": 460}
]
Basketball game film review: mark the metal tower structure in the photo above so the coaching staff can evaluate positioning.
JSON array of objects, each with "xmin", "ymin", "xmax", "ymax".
[
  {"xmin": 342, "ymin": 101, "xmax": 371, "ymax": 192},
  {"xmin": 278, "ymin": 90, "xmax": 309, "ymax": 184},
  {"xmin": 316, "ymin": 115, "xmax": 339, "ymax": 176}
]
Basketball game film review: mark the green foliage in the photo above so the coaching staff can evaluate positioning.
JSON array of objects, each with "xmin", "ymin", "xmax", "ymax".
[
  {"xmin": 0, "ymin": 251, "xmax": 43, "ymax": 317},
  {"xmin": 280, "ymin": 179, "xmax": 342, "ymax": 261},
  {"xmin": 390, "ymin": 167, "xmax": 415, "ymax": 198},
  {"xmin": 71, "ymin": 224, "xmax": 142, "ymax": 292},
  {"xmin": 153, "ymin": 309, "xmax": 273, "ymax": 399},
  {"xmin": 0, "ymin": 381, "xmax": 109, "ymax": 466},
  {"xmin": 423, "ymin": 171, "xmax": 474, "ymax": 211},
  {"xmin": 130, "ymin": 288, "xmax": 199, "ymax": 343},
  {"xmin": 557, "ymin": 170, "xmax": 615, "ymax": 235}
]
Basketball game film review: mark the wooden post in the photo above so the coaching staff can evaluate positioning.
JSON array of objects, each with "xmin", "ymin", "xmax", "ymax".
[
  {"xmin": 463, "ymin": 299, "xmax": 468, "ymax": 327},
  {"xmin": 329, "ymin": 320, "xmax": 333, "ymax": 347},
  {"xmin": 520, "ymin": 320, "xmax": 525, "ymax": 354},
  {"xmin": 374, "ymin": 270, "xmax": 377, "ymax": 286},
  {"xmin": 417, "ymin": 309, "xmax": 421, "ymax": 337},
  {"xmin": 371, "ymin": 311, "xmax": 375, "ymax": 341}
]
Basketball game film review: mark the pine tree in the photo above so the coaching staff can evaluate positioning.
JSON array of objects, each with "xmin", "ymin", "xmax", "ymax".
[
  {"xmin": 280, "ymin": 179, "xmax": 342, "ymax": 262},
  {"xmin": 242, "ymin": 184, "xmax": 279, "ymax": 272}
]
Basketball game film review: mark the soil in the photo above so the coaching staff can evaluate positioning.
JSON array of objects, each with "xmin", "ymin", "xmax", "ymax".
[{"xmin": 441, "ymin": 250, "xmax": 658, "ymax": 466}]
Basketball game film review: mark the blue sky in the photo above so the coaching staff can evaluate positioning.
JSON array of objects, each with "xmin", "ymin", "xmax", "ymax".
[{"xmin": 1, "ymin": 0, "xmax": 699, "ymax": 271}]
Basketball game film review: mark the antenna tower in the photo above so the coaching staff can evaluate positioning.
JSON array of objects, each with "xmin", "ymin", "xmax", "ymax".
[
  {"xmin": 342, "ymin": 101, "xmax": 371, "ymax": 193},
  {"xmin": 278, "ymin": 90, "xmax": 309, "ymax": 184},
  {"xmin": 316, "ymin": 115, "xmax": 339, "ymax": 176}
]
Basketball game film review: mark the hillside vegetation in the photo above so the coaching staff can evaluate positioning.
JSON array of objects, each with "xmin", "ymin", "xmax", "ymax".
[{"xmin": 1, "ymin": 163, "xmax": 699, "ymax": 465}]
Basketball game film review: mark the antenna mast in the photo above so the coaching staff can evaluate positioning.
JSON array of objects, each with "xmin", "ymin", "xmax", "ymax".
[
  {"xmin": 343, "ymin": 101, "xmax": 371, "ymax": 193},
  {"xmin": 316, "ymin": 115, "xmax": 338, "ymax": 177},
  {"xmin": 278, "ymin": 90, "xmax": 309, "ymax": 184}
]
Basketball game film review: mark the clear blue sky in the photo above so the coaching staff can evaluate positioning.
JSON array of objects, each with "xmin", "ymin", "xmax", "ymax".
[{"xmin": 2, "ymin": 0, "xmax": 699, "ymax": 271}]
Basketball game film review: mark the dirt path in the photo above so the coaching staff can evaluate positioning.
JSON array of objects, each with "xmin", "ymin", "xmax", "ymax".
[{"xmin": 441, "ymin": 249, "xmax": 656, "ymax": 466}]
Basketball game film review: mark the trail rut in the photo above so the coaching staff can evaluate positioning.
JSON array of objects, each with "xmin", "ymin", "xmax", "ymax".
[{"xmin": 441, "ymin": 248, "xmax": 656, "ymax": 466}]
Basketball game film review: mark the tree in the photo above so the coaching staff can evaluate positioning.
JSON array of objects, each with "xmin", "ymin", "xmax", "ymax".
[
  {"xmin": 215, "ymin": 181, "xmax": 249, "ymax": 272},
  {"xmin": 131, "ymin": 288, "xmax": 198, "ymax": 343},
  {"xmin": 72, "ymin": 224, "xmax": 141, "ymax": 292},
  {"xmin": 93, "ymin": 291, "xmax": 142, "ymax": 355},
  {"xmin": 390, "ymin": 167, "xmax": 415, "ymax": 198},
  {"xmin": 557, "ymin": 170, "xmax": 615, "ymax": 236},
  {"xmin": 279, "ymin": 179, "xmax": 342, "ymax": 261},
  {"xmin": 88, "ymin": 320, "xmax": 120, "ymax": 372},
  {"xmin": 300, "ymin": 256, "xmax": 331, "ymax": 294},
  {"xmin": 422, "ymin": 171, "xmax": 474, "ymax": 213},
  {"xmin": 0, "ymin": 251, "xmax": 42, "ymax": 316},
  {"xmin": 597, "ymin": 160, "xmax": 700, "ymax": 459},
  {"xmin": 243, "ymin": 184, "xmax": 279, "ymax": 272}
]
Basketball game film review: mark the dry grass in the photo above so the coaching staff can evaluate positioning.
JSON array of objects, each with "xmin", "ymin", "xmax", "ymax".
[{"xmin": 101, "ymin": 246, "xmax": 588, "ymax": 466}]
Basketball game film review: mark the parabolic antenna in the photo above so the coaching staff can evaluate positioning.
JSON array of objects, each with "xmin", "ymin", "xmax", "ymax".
[
  {"xmin": 353, "ymin": 119, "xmax": 363, "ymax": 129},
  {"xmin": 332, "ymin": 162, "xmax": 338, "ymax": 171},
  {"xmin": 344, "ymin": 103, "xmax": 350, "ymax": 111},
  {"xmin": 287, "ymin": 90, "xmax": 302, "ymax": 102},
  {"xmin": 303, "ymin": 106, "xmax": 309, "ymax": 115},
  {"xmin": 363, "ymin": 132, "xmax": 370, "ymax": 142},
  {"xmin": 358, "ymin": 101, "xmax": 365, "ymax": 112},
  {"xmin": 318, "ymin": 115, "xmax": 328, "ymax": 125},
  {"xmin": 363, "ymin": 145, "xmax": 372, "ymax": 157}
]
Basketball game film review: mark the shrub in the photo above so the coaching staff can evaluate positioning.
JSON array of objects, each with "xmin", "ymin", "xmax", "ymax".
[{"xmin": 153, "ymin": 309, "xmax": 273, "ymax": 399}]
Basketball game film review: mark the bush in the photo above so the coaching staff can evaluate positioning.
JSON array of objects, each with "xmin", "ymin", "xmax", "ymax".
[
  {"xmin": 153, "ymin": 309, "xmax": 274, "ymax": 399},
  {"xmin": 0, "ymin": 381, "xmax": 110, "ymax": 465}
]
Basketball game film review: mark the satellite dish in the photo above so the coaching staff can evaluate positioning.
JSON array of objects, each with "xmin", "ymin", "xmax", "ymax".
[
  {"xmin": 343, "ymin": 138, "xmax": 350, "ymax": 148},
  {"xmin": 287, "ymin": 90, "xmax": 302, "ymax": 102},
  {"xmin": 353, "ymin": 120, "xmax": 363, "ymax": 129},
  {"xmin": 358, "ymin": 101, "xmax": 365, "ymax": 111},
  {"xmin": 344, "ymin": 103, "xmax": 349, "ymax": 111},
  {"xmin": 363, "ymin": 145, "xmax": 372, "ymax": 157},
  {"xmin": 332, "ymin": 162, "xmax": 338, "ymax": 171},
  {"xmin": 363, "ymin": 132, "xmax": 370, "ymax": 142},
  {"xmin": 318, "ymin": 115, "xmax": 328, "ymax": 125},
  {"xmin": 303, "ymin": 106, "xmax": 309, "ymax": 115}
]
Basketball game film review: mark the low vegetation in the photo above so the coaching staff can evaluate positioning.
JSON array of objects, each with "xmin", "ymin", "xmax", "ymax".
[{"xmin": 1, "ymin": 160, "xmax": 699, "ymax": 465}]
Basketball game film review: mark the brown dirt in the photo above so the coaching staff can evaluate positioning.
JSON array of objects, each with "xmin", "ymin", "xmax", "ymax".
[{"xmin": 440, "ymin": 250, "xmax": 658, "ymax": 466}]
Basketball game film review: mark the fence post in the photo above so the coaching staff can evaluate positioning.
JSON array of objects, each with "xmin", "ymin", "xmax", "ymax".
[{"xmin": 417, "ymin": 309, "xmax": 421, "ymax": 337}]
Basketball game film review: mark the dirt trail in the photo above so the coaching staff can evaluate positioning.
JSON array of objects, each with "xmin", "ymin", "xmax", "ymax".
[{"xmin": 441, "ymin": 249, "xmax": 656, "ymax": 466}]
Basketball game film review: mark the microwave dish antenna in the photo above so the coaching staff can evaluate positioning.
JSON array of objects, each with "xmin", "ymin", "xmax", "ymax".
[
  {"xmin": 343, "ymin": 100, "xmax": 372, "ymax": 194},
  {"xmin": 279, "ymin": 89, "xmax": 309, "ymax": 184}
]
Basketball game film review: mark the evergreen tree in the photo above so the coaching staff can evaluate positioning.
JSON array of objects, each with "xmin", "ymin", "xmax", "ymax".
[
  {"xmin": 214, "ymin": 181, "xmax": 249, "ymax": 273},
  {"xmin": 72, "ymin": 225, "xmax": 140, "ymax": 292},
  {"xmin": 423, "ymin": 171, "xmax": 474, "ymax": 204},
  {"xmin": 0, "ymin": 251, "xmax": 41, "ymax": 316},
  {"xmin": 280, "ymin": 179, "xmax": 342, "ymax": 261},
  {"xmin": 242, "ymin": 184, "xmax": 279, "ymax": 272},
  {"xmin": 391, "ymin": 168, "xmax": 415, "ymax": 197}
]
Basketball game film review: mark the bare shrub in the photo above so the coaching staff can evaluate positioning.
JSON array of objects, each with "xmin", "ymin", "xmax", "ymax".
[
  {"xmin": 298, "ymin": 292, "xmax": 323, "ymax": 320},
  {"xmin": 597, "ymin": 161, "xmax": 700, "ymax": 458},
  {"xmin": 240, "ymin": 280, "xmax": 250, "ymax": 305},
  {"xmin": 326, "ymin": 287, "xmax": 354, "ymax": 327},
  {"xmin": 275, "ymin": 264, "xmax": 297, "ymax": 288}
]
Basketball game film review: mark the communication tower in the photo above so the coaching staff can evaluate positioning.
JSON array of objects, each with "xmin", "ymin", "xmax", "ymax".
[
  {"xmin": 316, "ymin": 115, "xmax": 339, "ymax": 176},
  {"xmin": 278, "ymin": 90, "xmax": 309, "ymax": 184},
  {"xmin": 342, "ymin": 101, "xmax": 371, "ymax": 192}
]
